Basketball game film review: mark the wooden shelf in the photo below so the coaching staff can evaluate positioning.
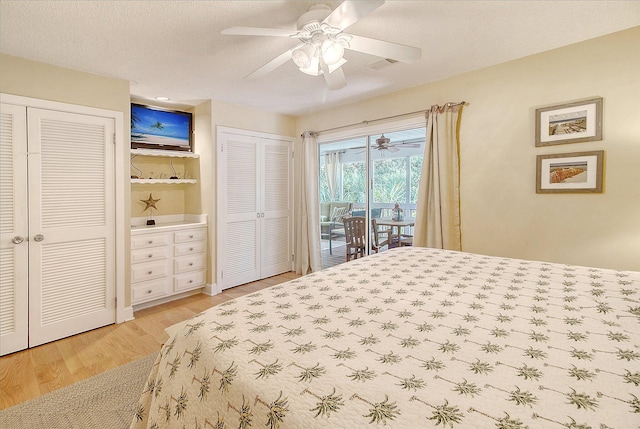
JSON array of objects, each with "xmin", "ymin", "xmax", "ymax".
[{"xmin": 131, "ymin": 178, "xmax": 196, "ymax": 184}]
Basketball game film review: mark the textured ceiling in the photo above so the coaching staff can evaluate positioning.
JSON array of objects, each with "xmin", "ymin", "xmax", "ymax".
[{"xmin": 1, "ymin": 1, "xmax": 638, "ymax": 116}]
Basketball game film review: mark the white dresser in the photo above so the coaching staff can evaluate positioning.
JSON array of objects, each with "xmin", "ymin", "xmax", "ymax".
[{"xmin": 131, "ymin": 217, "xmax": 207, "ymax": 307}]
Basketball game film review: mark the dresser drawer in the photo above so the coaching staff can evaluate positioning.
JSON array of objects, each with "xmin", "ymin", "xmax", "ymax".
[
  {"xmin": 131, "ymin": 233, "xmax": 171, "ymax": 249},
  {"xmin": 174, "ymin": 240, "xmax": 206, "ymax": 257},
  {"xmin": 175, "ymin": 228, "xmax": 207, "ymax": 244},
  {"xmin": 174, "ymin": 270, "xmax": 205, "ymax": 292},
  {"xmin": 132, "ymin": 278, "xmax": 169, "ymax": 304},
  {"xmin": 132, "ymin": 246, "xmax": 170, "ymax": 264},
  {"xmin": 174, "ymin": 254, "xmax": 206, "ymax": 274},
  {"xmin": 131, "ymin": 261, "xmax": 170, "ymax": 283}
]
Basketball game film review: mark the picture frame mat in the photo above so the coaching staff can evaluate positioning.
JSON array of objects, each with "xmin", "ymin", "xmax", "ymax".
[
  {"xmin": 535, "ymin": 97, "xmax": 602, "ymax": 147},
  {"xmin": 536, "ymin": 150, "xmax": 604, "ymax": 194}
]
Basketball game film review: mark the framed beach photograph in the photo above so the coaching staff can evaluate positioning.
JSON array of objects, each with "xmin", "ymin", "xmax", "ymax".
[
  {"xmin": 536, "ymin": 150, "xmax": 604, "ymax": 194},
  {"xmin": 535, "ymin": 97, "xmax": 602, "ymax": 146}
]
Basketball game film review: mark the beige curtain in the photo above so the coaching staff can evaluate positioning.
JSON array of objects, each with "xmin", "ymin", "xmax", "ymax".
[
  {"xmin": 413, "ymin": 104, "xmax": 463, "ymax": 250},
  {"xmin": 324, "ymin": 152, "xmax": 340, "ymax": 201},
  {"xmin": 294, "ymin": 132, "xmax": 323, "ymax": 274}
]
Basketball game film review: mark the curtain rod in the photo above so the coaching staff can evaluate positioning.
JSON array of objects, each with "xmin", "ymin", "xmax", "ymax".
[{"xmin": 312, "ymin": 101, "xmax": 466, "ymax": 136}]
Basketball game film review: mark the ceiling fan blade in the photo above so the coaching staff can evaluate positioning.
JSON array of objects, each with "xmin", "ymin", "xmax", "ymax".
[
  {"xmin": 391, "ymin": 143, "xmax": 422, "ymax": 148},
  {"xmin": 321, "ymin": 61, "xmax": 347, "ymax": 90},
  {"xmin": 221, "ymin": 26, "xmax": 294, "ymax": 37},
  {"xmin": 244, "ymin": 45, "xmax": 300, "ymax": 80},
  {"xmin": 386, "ymin": 146, "xmax": 400, "ymax": 153},
  {"xmin": 323, "ymin": 0, "xmax": 385, "ymax": 31},
  {"xmin": 346, "ymin": 34, "xmax": 422, "ymax": 63}
]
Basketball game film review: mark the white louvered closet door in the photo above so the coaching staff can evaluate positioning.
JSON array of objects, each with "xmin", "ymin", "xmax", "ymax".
[
  {"xmin": 27, "ymin": 108, "xmax": 115, "ymax": 348},
  {"xmin": 220, "ymin": 133, "xmax": 261, "ymax": 288},
  {"xmin": 0, "ymin": 104, "xmax": 29, "ymax": 356},
  {"xmin": 260, "ymin": 138, "xmax": 292, "ymax": 278},
  {"xmin": 218, "ymin": 129, "xmax": 293, "ymax": 290}
]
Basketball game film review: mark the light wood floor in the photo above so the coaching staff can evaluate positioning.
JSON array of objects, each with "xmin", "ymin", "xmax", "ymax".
[{"xmin": 0, "ymin": 272, "xmax": 299, "ymax": 410}]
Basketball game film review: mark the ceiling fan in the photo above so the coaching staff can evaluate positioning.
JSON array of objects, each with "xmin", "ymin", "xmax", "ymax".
[
  {"xmin": 355, "ymin": 135, "xmax": 422, "ymax": 153},
  {"xmin": 221, "ymin": 0, "xmax": 422, "ymax": 90}
]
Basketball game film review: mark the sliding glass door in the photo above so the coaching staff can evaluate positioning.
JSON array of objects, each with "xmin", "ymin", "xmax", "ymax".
[
  {"xmin": 319, "ymin": 137, "xmax": 367, "ymax": 267},
  {"xmin": 319, "ymin": 126, "xmax": 425, "ymax": 268},
  {"xmin": 369, "ymin": 128, "xmax": 424, "ymax": 220}
]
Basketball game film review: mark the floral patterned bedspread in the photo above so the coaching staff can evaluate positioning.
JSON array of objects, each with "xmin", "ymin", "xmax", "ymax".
[{"xmin": 131, "ymin": 247, "xmax": 640, "ymax": 429}]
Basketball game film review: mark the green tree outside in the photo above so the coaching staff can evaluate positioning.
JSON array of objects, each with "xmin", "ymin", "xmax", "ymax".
[{"xmin": 320, "ymin": 155, "xmax": 423, "ymax": 206}]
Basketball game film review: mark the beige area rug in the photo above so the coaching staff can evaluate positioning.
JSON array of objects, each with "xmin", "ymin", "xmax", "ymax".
[{"xmin": 0, "ymin": 352, "xmax": 157, "ymax": 429}]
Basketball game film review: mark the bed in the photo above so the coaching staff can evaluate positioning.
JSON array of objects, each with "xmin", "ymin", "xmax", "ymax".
[{"xmin": 130, "ymin": 247, "xmax": 639, "ymax": 428}]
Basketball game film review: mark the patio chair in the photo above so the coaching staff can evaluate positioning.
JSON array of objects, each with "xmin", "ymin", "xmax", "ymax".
[
  {"xmin": 392, "ymin": 228, "xmax": 414, "ymax": 247},
  {"xmin": 371, "ymin": 218, "xmax": 393, "ymax": 253},
  {"xmin": 343, "ymin": 216, "xmax": 367, "ymax": 261}
]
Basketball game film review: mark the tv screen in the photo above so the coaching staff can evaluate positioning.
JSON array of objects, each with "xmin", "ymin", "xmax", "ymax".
[{"xmin": 131, "ymin": 103, "xmax": 193, "ymax": 152}]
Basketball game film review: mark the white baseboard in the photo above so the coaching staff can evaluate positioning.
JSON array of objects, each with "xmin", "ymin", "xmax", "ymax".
[
  {"xmin": 124, "ymin": 283, "xmax": 219, "ymax": 320},
  {"xmin": 120, "ymin": 306, "xmax": 135, "ymax": 322},
  {"xmin": 131, "ymin": 288, "xmax": 204, "ymax": 312},
  {"xmin": 202, "ymin": 282, "xmax": 220, "ymax": 296}
]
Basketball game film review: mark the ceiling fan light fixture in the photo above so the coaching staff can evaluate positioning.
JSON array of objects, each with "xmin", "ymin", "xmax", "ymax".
[
  {"xmin": 321, "ymin": 39, "xmax": 344, "ymax": 65},
  {"xmin": 327, "ymin": 57, "xmax": 347, "ymax": 73},
  {"xmin": 292, "ymin": 44, "xmax": 316, "ymax": 68},
  {"xmin": 299, "ymin": 54, "xmax": 321, "ymax": 76},
  {"xmin": 300, "ymin": 56, "xmax": 346, "ymax": 76}
]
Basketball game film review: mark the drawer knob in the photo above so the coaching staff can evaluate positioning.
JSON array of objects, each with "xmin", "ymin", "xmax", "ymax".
[
  {"xmin": 148, "ymin": 240, "xmax": 153, "ymax": 244},
  {"xmin": 189, "ymin": 235, "xmax": 194, "ymax": 239},
  {"xmin": 189, "ymin": 247, "xmax": 194, "ymax": 251},
  {"xmin": 148, "ymin": 254, "xmax": 153, "ymax": 258},
  {"xmin": 189, "ymin": 280, "xmax": 193, "ymax": 284},
  {"xmin": 147, "ymin": 289, "xmax": 152, "ymax": 294},
  {"xmin": 189, "ymin": 262, "xmax": 194, "ymax": 266},
  {"xmin": 148, "ymin": 271, "xmax": 153, "ymax": 275}
]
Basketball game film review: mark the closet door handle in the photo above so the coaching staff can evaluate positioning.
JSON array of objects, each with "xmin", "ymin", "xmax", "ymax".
[
  {"xmin": 12, "ymin": 236, "xmax": 25, "ymax": 244},
  {"xmin": 33, "ymin": 234, "xmax": 44, "ymax": 242}
]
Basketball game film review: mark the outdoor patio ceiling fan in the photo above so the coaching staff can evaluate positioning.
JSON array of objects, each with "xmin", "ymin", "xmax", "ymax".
[
  {"xmin": 221, "ymin": 0, "xmax": 422, "ymax": 90},
  {"xmin": 354, "ymin": 134, "xmax": 422, "ymax": 153}
]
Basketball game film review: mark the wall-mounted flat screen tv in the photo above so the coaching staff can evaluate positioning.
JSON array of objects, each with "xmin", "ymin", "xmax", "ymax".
[{"xmin": 131, "ymin": 103, "xmax": 193, "ymax": 152}]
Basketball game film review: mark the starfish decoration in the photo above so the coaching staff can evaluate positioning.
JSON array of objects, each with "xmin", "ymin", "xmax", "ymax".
[{"xmin": 140, "ymin": 193, "xmax": 160, "ymax": 211}]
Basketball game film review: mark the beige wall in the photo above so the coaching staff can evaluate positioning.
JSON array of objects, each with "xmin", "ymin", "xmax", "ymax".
[
  {"xmin": 297, "ymin": 27, "xmax": 640, "ymax": 271},
  {"xmin": 0, "ymin": 54, "xmax": 130, "ymax": 113}
]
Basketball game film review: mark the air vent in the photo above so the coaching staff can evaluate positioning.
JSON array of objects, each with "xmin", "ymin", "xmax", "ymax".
[{"xmin": 366, "ymin": 58, "xmax": 399, "ymax": 70}]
